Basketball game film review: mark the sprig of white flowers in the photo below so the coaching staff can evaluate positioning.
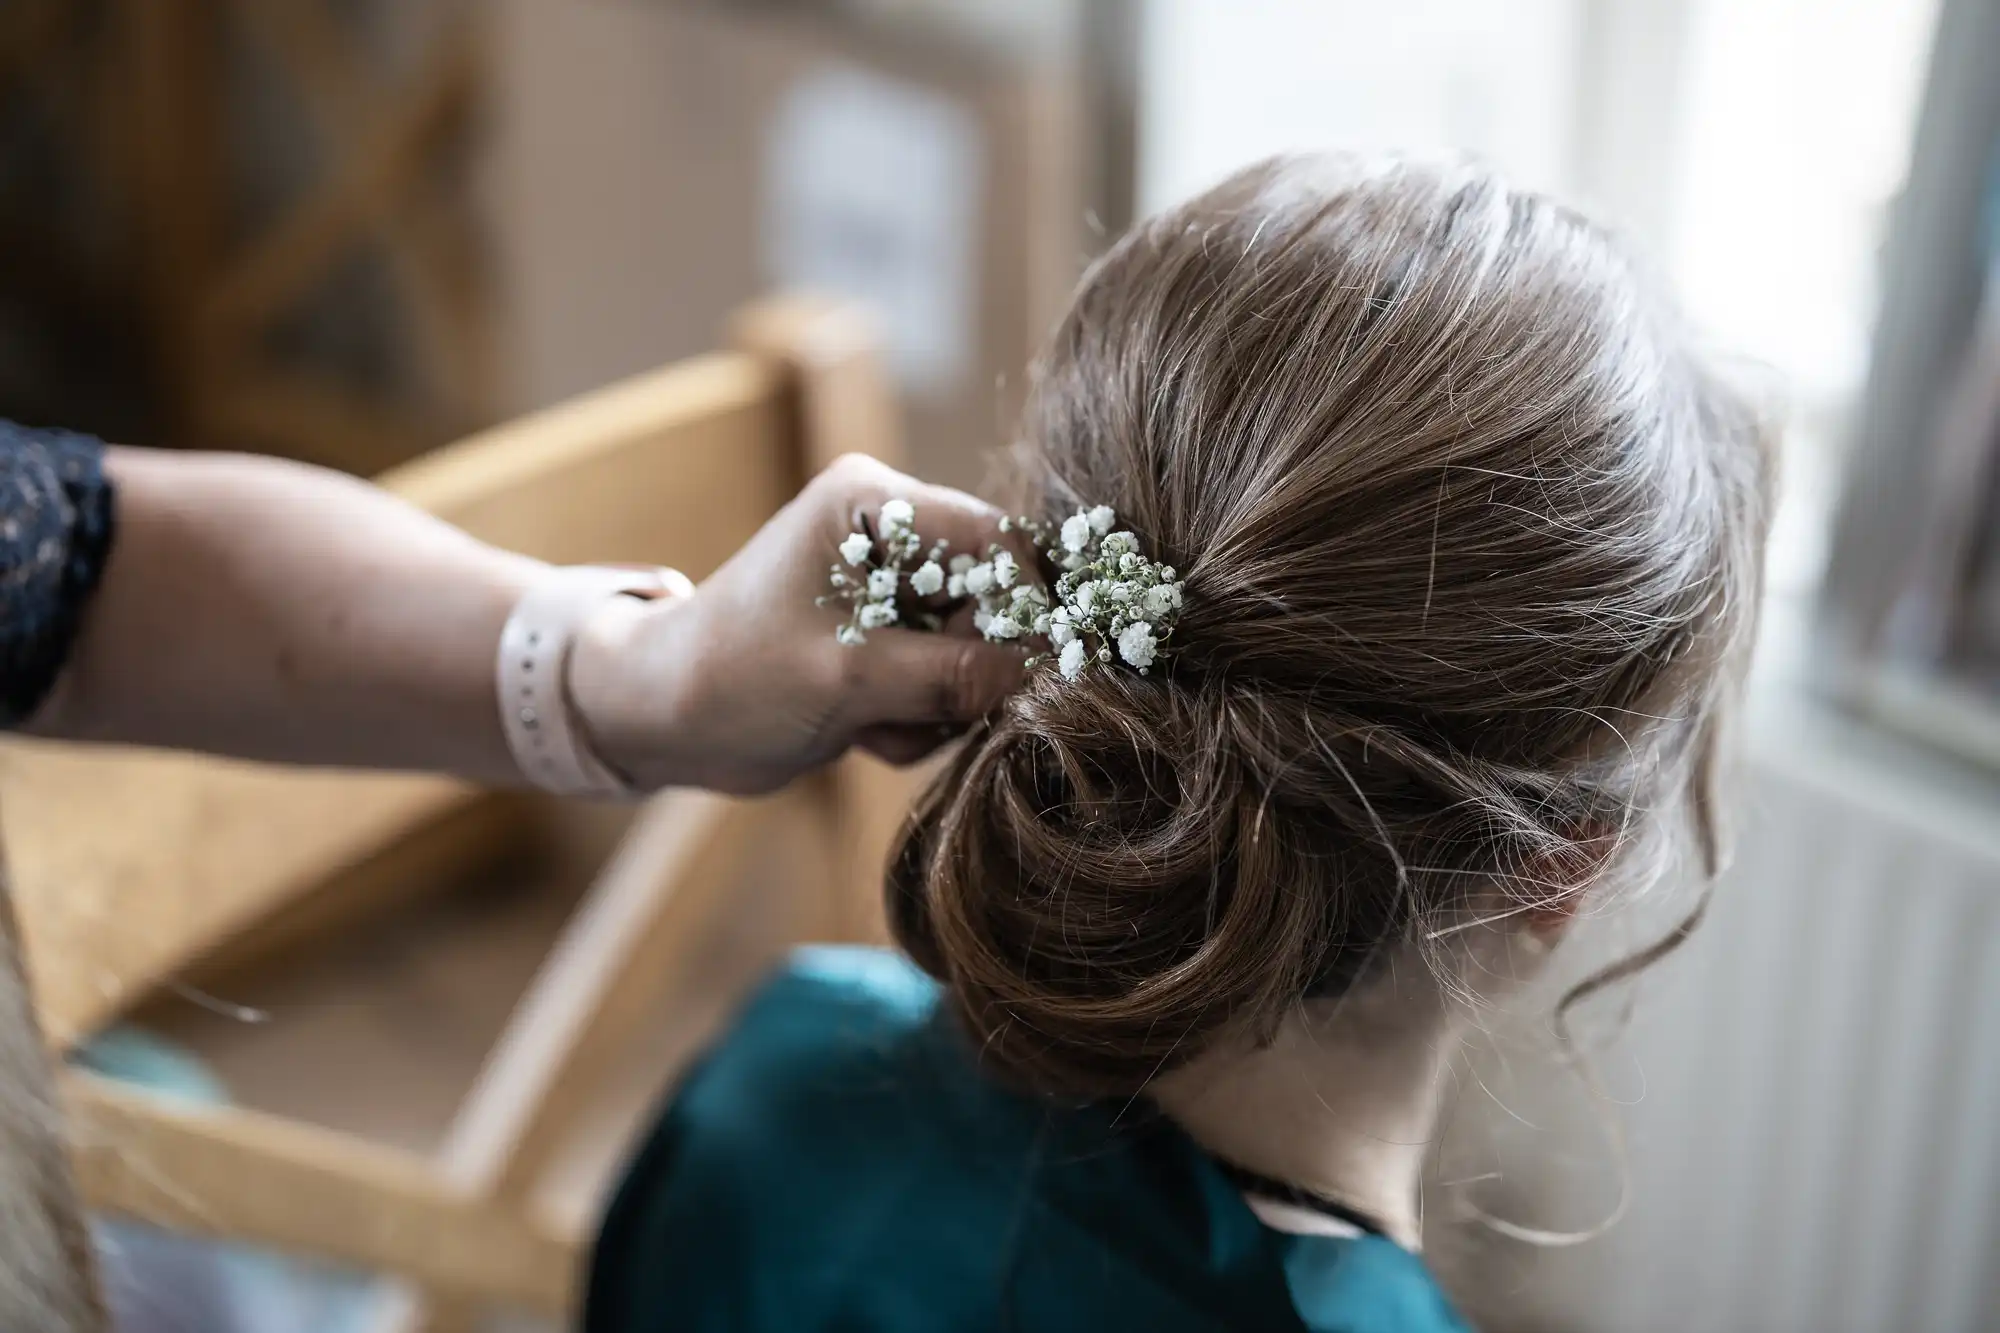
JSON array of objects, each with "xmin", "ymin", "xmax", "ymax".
[
  {"xmin": 818, "ymin": 498, "xmax": 952, "ymax": 645},
  {"xmin": 1011, "ymin": 505, "xmax": 1183, "ymax": 680},
  {"xmin": 823, "ymin": 500, "xmax": 1184, "ymax": 683}
]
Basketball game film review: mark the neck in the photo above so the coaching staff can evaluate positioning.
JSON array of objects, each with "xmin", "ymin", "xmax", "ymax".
[{"xmin": 1150, "ymin": 964, "xmax": 1460, "ymax": 1251}]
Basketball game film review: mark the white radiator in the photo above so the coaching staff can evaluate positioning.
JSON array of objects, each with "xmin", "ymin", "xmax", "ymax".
[{"xmin": 1456, "ymin": 697, "xmax": 2000, "ymax": 1333}]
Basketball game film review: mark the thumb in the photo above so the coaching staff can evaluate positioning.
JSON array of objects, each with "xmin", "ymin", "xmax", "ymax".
[{"xmin": 847, "ymin": 629, "xmax": 1027, "ymax": 727}]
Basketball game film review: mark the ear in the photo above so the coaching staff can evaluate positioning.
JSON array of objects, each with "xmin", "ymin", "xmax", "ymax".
[{"xmin": 1519, "ymin": 825, "xmax": 1618, "ymax": 942}]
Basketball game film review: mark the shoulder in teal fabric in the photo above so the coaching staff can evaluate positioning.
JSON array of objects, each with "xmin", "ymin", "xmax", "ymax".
[{"xmin": 586, "ymin": 946, "xmax": 1468, "ymax": 1333}]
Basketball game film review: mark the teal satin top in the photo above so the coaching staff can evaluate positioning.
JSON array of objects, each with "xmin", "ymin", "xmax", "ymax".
[{"xmin": 586, "ymin": 946, "xmax": 1468, "ymax": 1333}]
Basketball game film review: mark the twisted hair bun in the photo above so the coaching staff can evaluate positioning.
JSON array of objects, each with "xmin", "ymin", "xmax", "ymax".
[
  {"xmin": 890, "ymin": 154, "xmax": 1773, "ymax": 1100},
  {"xmin": 893, "ymin": 675, "xmax": 1337, "ymax": 1097}
]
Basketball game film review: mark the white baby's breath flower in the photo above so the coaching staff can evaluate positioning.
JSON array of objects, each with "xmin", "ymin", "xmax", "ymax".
[
  {"xmin": 1117, "ymin": 621, "xmax": 1158, "ymax": 670},
  {"xmin": 831, "ymin": 491, "xmax": 1175, "ymax": 671}
]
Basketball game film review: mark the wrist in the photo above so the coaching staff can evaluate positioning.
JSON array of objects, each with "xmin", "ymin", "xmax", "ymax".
[
  {"xmin": 496, "ymin": 564, "xmax": 691, "ymax": 798},
  {"xmin": 564, "ymin": 578, "xmax": 700, "ymax": 792}
]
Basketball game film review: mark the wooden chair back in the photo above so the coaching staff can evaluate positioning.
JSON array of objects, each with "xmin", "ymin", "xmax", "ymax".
[{"xmin": 0, "ymin": 298, "xmax": 924, "ymax": 1322}]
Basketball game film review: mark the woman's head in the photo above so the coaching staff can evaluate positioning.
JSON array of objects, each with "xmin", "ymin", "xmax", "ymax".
[{"xmin": 890, "ymin": 153, "xmax": 1774, "ymax": 1099}]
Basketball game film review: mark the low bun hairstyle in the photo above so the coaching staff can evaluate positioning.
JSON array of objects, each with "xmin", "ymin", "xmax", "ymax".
[{"xmin": 890, "ymin": 153, "xmax": 1774, "ymax": 1100}]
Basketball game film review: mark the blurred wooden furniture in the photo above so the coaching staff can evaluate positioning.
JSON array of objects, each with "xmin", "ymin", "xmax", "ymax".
[
  {"xmin": 0, "ymin": 0, "xmax": 490, "ymax": 466},
  {"xmin": 0, "ymin": 298, "xmax": 924, "ymax": 1323},
  {"xmin": 141, "ymin": 0, "xmax": 493, "ymax": 470}
]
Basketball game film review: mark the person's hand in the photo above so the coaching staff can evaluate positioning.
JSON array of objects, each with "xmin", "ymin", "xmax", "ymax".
[{"xmin": 566, "ymin": 454, "xmax": 1028, "ymax": 795}]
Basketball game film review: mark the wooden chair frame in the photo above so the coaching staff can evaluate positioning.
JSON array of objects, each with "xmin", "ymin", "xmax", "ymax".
[
  {"xmin": 2, "ymin": 298, "xmax": 922, "ymax": 1323},
  {"xmin": 2, "ymin": 0, "xmax": 493, "ymax": 468}
]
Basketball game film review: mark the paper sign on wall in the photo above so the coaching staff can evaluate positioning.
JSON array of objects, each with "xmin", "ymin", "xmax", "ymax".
[{"xmin": 762, "ymin": 64, "xmax": 984, "ymax": 397}]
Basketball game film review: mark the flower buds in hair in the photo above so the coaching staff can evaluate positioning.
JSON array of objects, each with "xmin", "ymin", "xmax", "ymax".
[{"xmin": 822, "ymin": 501, "xmax": 1184, "ymax": 682}]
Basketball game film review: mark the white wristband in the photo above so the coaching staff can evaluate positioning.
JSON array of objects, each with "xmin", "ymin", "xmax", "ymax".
[{"xmin": 497, "ymin": 564, "xmax": 693, "ymax": 798}]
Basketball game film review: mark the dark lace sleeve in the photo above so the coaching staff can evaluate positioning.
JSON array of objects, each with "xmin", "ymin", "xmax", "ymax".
[{"xmin": 0, "ymin": 422, "xmax": 115, "ymax": 728}]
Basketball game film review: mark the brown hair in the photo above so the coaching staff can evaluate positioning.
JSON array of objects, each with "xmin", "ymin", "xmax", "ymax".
[
  {"xmin": 889, "ymin": 153, "xmax": 1774, "ymax": 1099},
  {"xmin": 0, "ymin": 888, "xmax": 106, "ymax": 1331}
]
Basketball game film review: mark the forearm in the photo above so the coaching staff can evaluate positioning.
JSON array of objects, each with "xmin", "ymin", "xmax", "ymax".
[{"xmin": 29, "ymin": 447, "xmax": 545, "ymax": 782}]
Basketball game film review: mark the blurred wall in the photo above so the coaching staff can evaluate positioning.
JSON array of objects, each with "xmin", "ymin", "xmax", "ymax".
[
  {"xmin": 1136, "ymin": 0, "xmax": 1584, "ymax": 214},
  {"xmin": 485, "ymin": 0, "xmax": 1114, "ymax": 492}
]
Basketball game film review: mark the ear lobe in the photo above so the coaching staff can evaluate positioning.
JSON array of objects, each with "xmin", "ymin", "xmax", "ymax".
[
  {"xmin": 1520, "ymin": 825, "xmax": 1618, "ymax": 941},
  {"xmin": 1524, "ymin": 896, "xmax": 1583, "ymax": 941}
]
